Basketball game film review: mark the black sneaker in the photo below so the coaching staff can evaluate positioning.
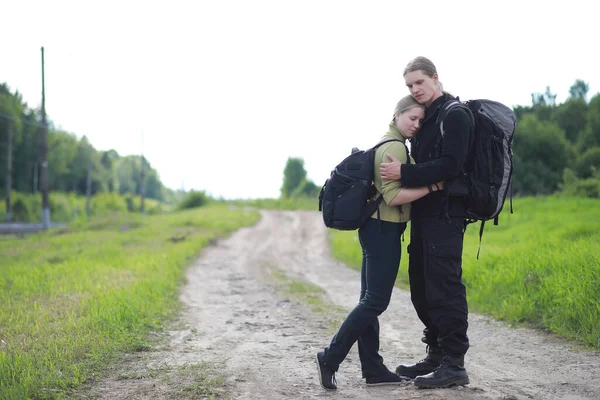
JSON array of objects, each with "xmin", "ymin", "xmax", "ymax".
[
  {"xmin": 366, "ymin": 370, "xmax": 411, "ymax": 386},
  {"xmin": 315, "ymin": 351, "xmax": 337, "ymax": 390}
]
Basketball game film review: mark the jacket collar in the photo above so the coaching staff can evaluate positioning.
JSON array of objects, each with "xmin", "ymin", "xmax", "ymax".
[
  {"xmin": 423, "ymin": 93, "xmax": 454, "ymax": 124},
  {"xmin": 385, "ymin": 124, "xmax": 408, "ymax": 143}
]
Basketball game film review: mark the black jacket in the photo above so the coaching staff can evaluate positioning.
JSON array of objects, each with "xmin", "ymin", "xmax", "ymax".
[{"xmin": 401, "ymin": 93, "xmax": 473, "ymax": 218}]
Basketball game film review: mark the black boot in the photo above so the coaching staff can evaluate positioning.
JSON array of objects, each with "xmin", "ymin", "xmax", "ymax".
[
  {"xmin": 413, "ymin": 355, "xmax": 469, "ymax": 388},
  {"xmin": 395, "ymin": 346, "xmax": 444, "ymax": 379}
]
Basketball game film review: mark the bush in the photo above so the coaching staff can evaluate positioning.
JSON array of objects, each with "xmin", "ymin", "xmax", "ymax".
[
  {"xmin": 92, "ymin": 192, "xmax": 128, "ymax": 214},
  {"xmin": 49, "ymin": 195, "xmax": 73, "ymax": 222},
  {"xmin": 11, "ymin": 198, "xmax": 31, "ymax": 221},
  {"xmin": 575, "ymin": 147, "xmax": 600, "ymax": 178},
  {"xmin": 561, "ymin": 168, "xmax": 600, "ymax": 198},
  {"xmin": 178, "ymin": 190, "xmax": 209, "ymax": 210},
  {"xmin": 1, "ymin": 191, "xmax": 173, "ymax": 222}
]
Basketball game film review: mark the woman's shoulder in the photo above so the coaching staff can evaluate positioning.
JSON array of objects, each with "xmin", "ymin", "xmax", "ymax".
[
  {"xmin": 376, "ymin": 137, "xmax": 407, "ymax": 150},
  {"xmin": 376, "ymin": 136, "xmax": 406, "ymax": 149},
  {"xmin": 375, "ymin": 138, "xmax": 408, "ymax": 161}
]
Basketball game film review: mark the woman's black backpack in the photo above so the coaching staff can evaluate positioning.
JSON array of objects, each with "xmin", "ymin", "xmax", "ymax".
[{"xmin": 318, "ymin": 139, "xmax": 407, "ymax": 230}]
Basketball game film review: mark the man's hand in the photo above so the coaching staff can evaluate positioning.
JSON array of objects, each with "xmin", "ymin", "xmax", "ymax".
[{"xmin": 380, "ymin": 154, "xmax": 402, "ymax": 181}]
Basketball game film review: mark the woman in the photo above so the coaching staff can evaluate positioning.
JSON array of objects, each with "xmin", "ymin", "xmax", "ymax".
[{"xmin": 316, "ymin": 94, "xmax": 444, "ymax": 390}]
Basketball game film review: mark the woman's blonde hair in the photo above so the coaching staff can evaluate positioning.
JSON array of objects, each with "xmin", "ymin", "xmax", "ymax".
[{"xmin": 392, "ymin": 94, "xmax": 424, "ymax": 124}]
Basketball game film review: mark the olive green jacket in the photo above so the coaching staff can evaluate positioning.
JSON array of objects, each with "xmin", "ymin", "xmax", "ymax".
[{"xmin": 370, "ymin": 124, "xmax": 415, "ymax": 223}]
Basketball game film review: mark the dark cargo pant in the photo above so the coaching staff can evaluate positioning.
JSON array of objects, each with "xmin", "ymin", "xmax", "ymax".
[{"xmin": 408, "ymin": 215, "xmax": 469, "ymax": 356}]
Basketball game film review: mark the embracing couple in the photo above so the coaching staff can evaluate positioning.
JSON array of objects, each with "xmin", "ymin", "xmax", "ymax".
[{"xmin": 316, "ymin": 56, "xmax": 472, "ymax": 390}]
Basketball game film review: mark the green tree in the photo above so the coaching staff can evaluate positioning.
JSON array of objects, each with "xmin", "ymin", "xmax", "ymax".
[
  {"xmin": 47, "ymin": 130, "xmax": 79, "ymax": 192},
  {"xmin": 292, "ymin": 178, "xmax": 320, "ymax": 198},
  {"xmin": 281, "ymin": 157, "xmax": 308, "ymax": 198},
  {"xmin": 553, "ymin": 98, "xmax": 588, "ymax": 143},
  {"xmin": 115, "ymin": 156, "xmax": 140, "ymax": 195},
  {"xmin": 582, "ymin": 93, "xmax": 600, "ymax": 149},
  {"xmin": 575, "ymin": 148, "xmax": 600, "ymax": 178},
  {"xmin": 531, "ymin": 86, "xmax": 557, "ymax": 121},
  {"xmin": 569, "ymin": 79, "xmax": 590, "ymax": 101},
  {"xmin": 99, "ymin": 150, "xmax": 120, "ymax": 192},
  {"xmin": 142, "ymin": 159, "xmax": 166, "ymax": 201},
  {"xmin": 512, "ymin": 114, "xmax": 571, "ymax": 195},
  {"xmin": 0, "ymin": 84, "xmax": 25, "ymax": 194}
]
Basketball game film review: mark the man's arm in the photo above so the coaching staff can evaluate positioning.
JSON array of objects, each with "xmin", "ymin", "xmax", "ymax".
[{"xmin": 380, "ymin": 110, "xmax": 472, "ymax": 186}]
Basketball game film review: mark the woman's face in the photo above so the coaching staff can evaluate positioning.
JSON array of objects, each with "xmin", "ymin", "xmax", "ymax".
[
  {"xmin": 404, "ymin": 70, "xmax": 439, "ymax": 107},
  {"xmin": 395, "ymin": 106, "xmax": 424, "ymax": 138}
]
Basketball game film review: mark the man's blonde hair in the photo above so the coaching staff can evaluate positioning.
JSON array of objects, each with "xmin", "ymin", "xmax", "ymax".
[{"xmin": 403, "ymin": 56, "xmax": 445, "ymax": 92}]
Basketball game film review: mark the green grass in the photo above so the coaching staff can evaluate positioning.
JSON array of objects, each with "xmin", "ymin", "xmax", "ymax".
[
  {"xmin": 1, "ymin": 191, "xmax": 169, "ymax": 223},
  {"xmin": 329, "ymin": 196, "xmax": 600, "ymax": 348},
  {"xmin": 267, "ymin": 268, "xmax": 346, "ymax": 333},
  {"xmin": 270, "ymin": 270, "xmax": 328, "ymax": 313},
  {"xmin": 164, "ymin": 361, "xmax": 229, "ymax": 400},
  {"xmin": 0, "ymin": 205, "xmax": 260, "ymax": 399},
  {"xmin": 229, "ymin": 196, "xmax": 317, "ymax": 211}
]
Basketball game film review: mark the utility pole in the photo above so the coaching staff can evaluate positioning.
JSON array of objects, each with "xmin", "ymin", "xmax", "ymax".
[
  {"xmin": 5, "ymin": 119, "xmax": 13, "ymax": 221},
  {"xmin": 86, "ymin": 143, "xmax": 93, "ymax": 217},
  {"xmin": 40, "ymin": 46, "xmax": 50, "ymax": 230},
  {"xmin": 140, "ymin": 130, "xmax": 145, "ymax": 214},
  {"xmin": 33, "ymin": 163, "xmax": 38, "ymax": 194}
]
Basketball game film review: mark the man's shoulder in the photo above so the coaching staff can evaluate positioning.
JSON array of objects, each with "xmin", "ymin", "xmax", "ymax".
[{"xmin": 438, "ymin": 99, "xmax": 473, "ymax": 129}]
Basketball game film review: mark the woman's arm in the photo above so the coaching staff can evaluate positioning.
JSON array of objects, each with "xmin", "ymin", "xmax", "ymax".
[{"xmin": 388, "ymin": 181, "xmax": 444, "ymax": 206}]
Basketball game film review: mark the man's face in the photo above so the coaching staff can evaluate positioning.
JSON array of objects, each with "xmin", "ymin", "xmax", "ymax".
[{"xmin": 404, "ymin": 70, "xmax": 439, "ymax": 107}]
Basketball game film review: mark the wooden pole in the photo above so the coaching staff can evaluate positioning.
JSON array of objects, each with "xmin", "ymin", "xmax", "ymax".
[{"xmin": 40, "ymin": 46, "xmax": 50, "ymax": 230}]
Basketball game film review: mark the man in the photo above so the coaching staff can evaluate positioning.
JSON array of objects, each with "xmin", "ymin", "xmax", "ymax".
[{"xmin": 380, "ymin": 56, "xmax": 473, "ymax": 388}]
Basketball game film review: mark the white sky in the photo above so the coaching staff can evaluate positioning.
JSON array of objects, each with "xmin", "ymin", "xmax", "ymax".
[{"xmin": 1, "ymin": 0, "xmax": 598, "ymax": 199}]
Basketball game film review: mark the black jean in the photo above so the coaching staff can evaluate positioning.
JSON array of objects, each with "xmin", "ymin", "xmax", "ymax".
[
  {"xmin": 408, "ymin": 215, "xmax": 469, "ymax": 356},
  {"xmin": 323, "ymin": 218, "xmax": 406, "ymax": 378}
]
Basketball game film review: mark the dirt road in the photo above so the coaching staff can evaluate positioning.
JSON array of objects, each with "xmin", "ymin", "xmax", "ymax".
[{"xmin": 92, "ymin": 210, "xmax": 600, "ymax": 400}]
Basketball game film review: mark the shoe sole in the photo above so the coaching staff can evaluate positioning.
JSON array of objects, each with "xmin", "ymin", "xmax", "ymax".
[
  {"xmin": 414, "ymin": 376, "xmax": 470, "ymax": 389},
  {"xmin": 395, "ymin": 367, "xmax": 436, "ymax": 379},
  {"xmin": 315, "ymin": 353, "xmax": 336, "ymax": 390},
  {"xmin": 394, "ymin": 370, "xmax": 427, "ymax": 379},
  {"xmin": 366, "ymin": 380, "xmax": 410, "ymax": 387}
]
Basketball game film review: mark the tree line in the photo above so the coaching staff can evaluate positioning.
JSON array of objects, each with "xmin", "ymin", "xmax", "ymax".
[
  {"xmin": 512, "ymin": 80, "xmax": 599, "ymax": 197},
  {"xmin": 282, "ymin": 79, "xmax": 600, "ymax": 199},
  {"xmin": 0, "ymin": 82, "xmax": 178, "ymax": 204}
]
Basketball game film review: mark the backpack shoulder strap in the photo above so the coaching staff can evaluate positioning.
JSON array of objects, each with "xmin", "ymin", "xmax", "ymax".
[
  {"xmin": 437, "ymin": 100, "xmax": 474, "ymax": 138},
  {"xmin": 374, "ymin": 138, "xmax": 410, "ymax": 164},
  {"xmin": 372, "ymin": 138, "xmax": 401, "ymax": 149}
]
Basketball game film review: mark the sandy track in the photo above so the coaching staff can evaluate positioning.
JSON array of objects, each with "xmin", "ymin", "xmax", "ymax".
[{"xmin": 92, "ymin": 210, "xmax": 600, "ymax": 400}]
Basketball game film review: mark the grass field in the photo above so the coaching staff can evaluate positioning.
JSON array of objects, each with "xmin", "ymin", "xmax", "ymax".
[
  {"xmin": 329, "ymin": 196, "xmax": 600, "ymax": 348},
  {"xmin": 0, "ymin": 205, "xmax": 260, "ymax": 399},
  {"xmin": 2, "ymin": 195, "xmax": 598, "ymax": 398}
]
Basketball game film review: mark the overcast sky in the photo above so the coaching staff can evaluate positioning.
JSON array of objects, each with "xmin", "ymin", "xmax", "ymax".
[{"xmin": 1, "ymin": 0, "xmax": 598, "ymax": 199}]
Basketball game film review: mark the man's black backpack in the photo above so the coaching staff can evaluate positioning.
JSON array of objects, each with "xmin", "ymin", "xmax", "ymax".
[
  {"xmin": 318, "ymin": 139, "xmax": 408, "ymax": 230},
  {"xmin": 437, "ymin": 99, "xmax": 517, "ymax": 256}
]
